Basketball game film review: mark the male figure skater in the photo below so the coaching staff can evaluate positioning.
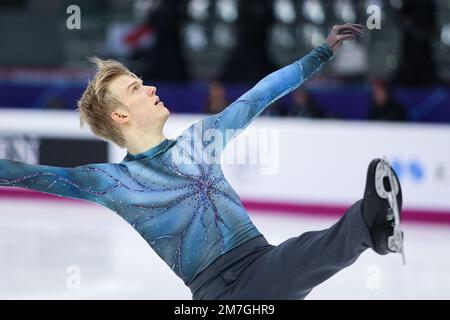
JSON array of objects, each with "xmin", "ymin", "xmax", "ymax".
[{"xmin": 0, "ymin": 24, "xmax": 404, "ymax": 299}]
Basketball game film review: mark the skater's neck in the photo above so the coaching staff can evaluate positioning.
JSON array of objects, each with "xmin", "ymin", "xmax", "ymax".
[{"xmin": 125, "ymin": 130, "xmax": 167, "ymax": 155}]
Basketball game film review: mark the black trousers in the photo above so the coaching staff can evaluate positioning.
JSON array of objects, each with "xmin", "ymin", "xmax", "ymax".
[{"xmin": 189, "ymin": 199, "xmax": 374, "ymax": 299}]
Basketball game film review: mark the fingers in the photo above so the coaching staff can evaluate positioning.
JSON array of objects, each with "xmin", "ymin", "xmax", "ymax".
[
  {"xmin": 340, "ymin": 29, "xmax": 362, "ymax": 36},
  {"xmin": 337, "ymin": 24, "xmax": 364, "ymax": 36},
  {"xmin": 330, "ymin": 34, "xmax": 358, "ymax": 50},
  {"xmin": 328, "ymin": 23, "xmax": 365, "ymax": 52},
  {"xmin": 350, "ymin": 23, "xmax": 366, "ymax": 30},
  {"xmin": 336, "ymin": 34, "xmax": 357, "ymax": 42},
  {"xmin": 333, "ymin": 23, "xmax": 366, "ymax": 35}
]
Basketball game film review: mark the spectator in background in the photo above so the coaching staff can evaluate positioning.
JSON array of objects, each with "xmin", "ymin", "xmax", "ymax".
[
  {"xmin": 260, "ymin": 100, "xmax": 287, "ymax": 117},
  {"xmin": 134, "ymin": 0, "xmax": 190, "ymax": 83},
  {"xmin": 394, "ymin": 0, "xmax": 439, "ymax": 86},
  {"xmin": 220, "ymin": 0, "xmax": 277, "ymax": 83},
  {"xmin": 203, "ymin": 81, "xmax": 228, "ymax": 114},
  {"xmin": 368, "ymin": 79, "xmax": 407, "ymax": 122},
  {"xmin": 287, "ymin": 88, "xmax": 325, "ymax": 119}
]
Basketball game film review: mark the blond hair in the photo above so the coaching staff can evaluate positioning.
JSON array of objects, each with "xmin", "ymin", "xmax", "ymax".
[{"xmin": 77, "ymin": 57, "xmax": 137, "ymax": 148}]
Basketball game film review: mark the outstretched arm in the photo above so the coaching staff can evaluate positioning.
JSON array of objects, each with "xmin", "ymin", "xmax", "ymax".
[
  {"xmin": 0, "ymin": 159, "xmax": 119, "ymax": 207},
  {"xmin": 196, "ymin": 23, "xmax": 365, "ymax": 150}
]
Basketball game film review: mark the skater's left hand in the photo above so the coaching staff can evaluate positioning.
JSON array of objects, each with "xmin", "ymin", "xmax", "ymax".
[{"xmin": 325, "ymin": 23, "xmax": 365, "ymax": 53}]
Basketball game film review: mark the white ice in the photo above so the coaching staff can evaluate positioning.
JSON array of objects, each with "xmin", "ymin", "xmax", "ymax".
[{"xmin": 0, "ymin": 198, "xmax": 449, "ymax": 299}]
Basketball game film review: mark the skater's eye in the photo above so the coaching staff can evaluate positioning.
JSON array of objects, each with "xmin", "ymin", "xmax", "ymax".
[{"xmin": 127, "ymin": 79, "xmax": 143, "ymax": 94}]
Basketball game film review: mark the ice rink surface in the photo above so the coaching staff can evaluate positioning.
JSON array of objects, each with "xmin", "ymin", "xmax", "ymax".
[{"xmin": 0, "ymin": 198, "xmax": 449, "ymax": 300}]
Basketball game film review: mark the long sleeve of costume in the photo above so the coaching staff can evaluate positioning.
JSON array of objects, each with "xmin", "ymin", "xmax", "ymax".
[
  {"xmin": 0, "ymin": 159, "xmax": 115, "ymax": 207},
  {"xmin": 198, "ymin": 43, "xmax": 334, "ymax": 151}
]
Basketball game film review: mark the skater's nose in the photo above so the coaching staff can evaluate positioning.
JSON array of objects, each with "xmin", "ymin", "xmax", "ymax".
[{"xmin": 147, "ymin": 86, "xmax": 157, "ymax": 96}]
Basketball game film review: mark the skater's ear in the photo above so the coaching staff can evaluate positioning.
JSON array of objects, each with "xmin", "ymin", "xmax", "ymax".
[{"xmin": 111, "ymin": 109, "xmax": 130, "ymax": 125}]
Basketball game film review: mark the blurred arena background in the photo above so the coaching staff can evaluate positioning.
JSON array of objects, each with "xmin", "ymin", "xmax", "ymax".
[{"xmin": 0, "ymin": 0, "xmax": 449, "ymax": 299}]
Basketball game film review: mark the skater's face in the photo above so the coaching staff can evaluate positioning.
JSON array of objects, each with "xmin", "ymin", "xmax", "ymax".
[{"xmin": 108, "ymin": 74, "xmax": 170, "ymax": 130}]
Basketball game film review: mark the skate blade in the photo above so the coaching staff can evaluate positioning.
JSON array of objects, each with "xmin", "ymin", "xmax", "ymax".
[
  {"xmin": 388, "ymin": 228, "xmax": 406, "ymax": 266},
  {"xmin": 377, "ymin": 156, "xmax": 407, "ymax": 266}
]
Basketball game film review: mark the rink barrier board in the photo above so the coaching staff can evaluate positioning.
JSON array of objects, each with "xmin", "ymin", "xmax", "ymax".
[
  {"xmin": 1, "ymin": 110, "xmax": 449, "ymax": 220},
  {"xmin": 0, "ymin": 187, "xmax": 449, "ymax": 226}
]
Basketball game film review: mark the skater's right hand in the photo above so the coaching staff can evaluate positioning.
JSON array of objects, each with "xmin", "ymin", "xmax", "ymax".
[{"xmin": 325, "ymin": 23, "xmax": 365, "ymax": 53}]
